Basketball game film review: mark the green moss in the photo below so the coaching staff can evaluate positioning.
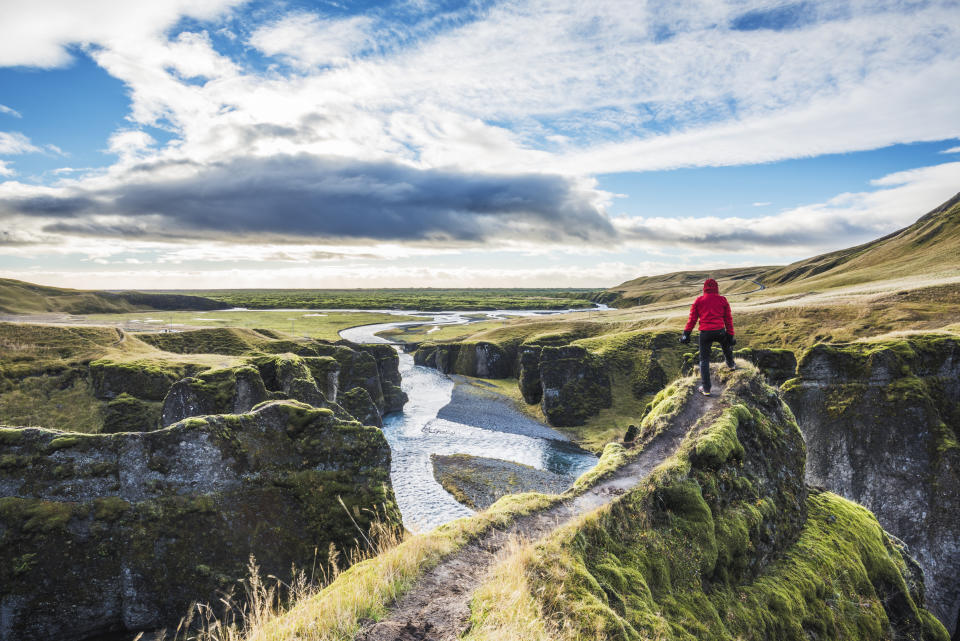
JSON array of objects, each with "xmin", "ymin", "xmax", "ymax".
[
  {"xmin": 691, "ymin": 405, "xmax": 748, "ymax": 468},
  {"xmin": 12, "ymin": 552, "xmax": 37, "ymax": 576},
  {"xmin": 0, "ymin": 497, "xmax": 75, "ymax": 533},
  {"xmin": 46, "ymin": 436, "xmax": 80, "ymax": 451},
  {"xmin": 0, "ymin": 427, "xmax": 24, "ymax": 444},
  {"xmin": 477, "ymin": 369, "xmax": 949, "ymax": 641},
  {"xmin": 93, "ymin": 496, "xmax": 131, "ymax": 521}
]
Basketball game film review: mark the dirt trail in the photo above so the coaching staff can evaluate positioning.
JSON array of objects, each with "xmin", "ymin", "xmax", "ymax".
[{"xmin": 358, "ymin": 383, "xmax": 724, "ymax": 641}]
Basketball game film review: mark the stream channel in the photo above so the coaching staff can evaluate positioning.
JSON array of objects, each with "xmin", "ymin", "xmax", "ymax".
[{"xmin": 339, "ymin": 310, "xmax": 599, "ymax": 532}]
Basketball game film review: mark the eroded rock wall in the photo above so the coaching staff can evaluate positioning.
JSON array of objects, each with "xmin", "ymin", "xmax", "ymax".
[
  {"xmin": 0, "ymin": 401, "xmax": 398, "ymax": 641},
  {"xmin": 782, "ymin": 336, "xmax": 960, "ymax": 634}
]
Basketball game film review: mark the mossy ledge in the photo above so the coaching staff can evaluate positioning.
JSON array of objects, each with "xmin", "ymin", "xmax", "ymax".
[
  {"xmin": 782, "ymin": 334, "xmax": 960, "ymax": 634},
  {"xmin": 0, "ymin": 400, "xmax": 399, "ymax": 641},
  {"xmin": 464, "ymin": 368, "xmax": 949, "ymax": 641}
]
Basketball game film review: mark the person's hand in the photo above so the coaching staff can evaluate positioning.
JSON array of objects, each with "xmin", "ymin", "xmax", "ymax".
[
  {"xmin": 728, "ymin": 334, "xmax": 737, "ymax": 346},
  {"xmin": 679, "ymin": 331, "xmax": 690, "ymax": 344}
]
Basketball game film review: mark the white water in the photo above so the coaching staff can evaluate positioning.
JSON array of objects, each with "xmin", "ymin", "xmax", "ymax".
[{"xmin": 340, "ymin": 309, "xmax": 601, "ymax": 532}]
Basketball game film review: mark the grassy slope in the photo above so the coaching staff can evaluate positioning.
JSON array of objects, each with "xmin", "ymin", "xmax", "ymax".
[
  {"xmin": 599, "ymin": 191, "xmax": 960, "ymax": 308},
  {"xmin": 761, "ymin": 192, "xmax": 960, "ymax": 292},
  {"xmin": 598, "ymin": 266, "xmax": 774, "ymax": 307},
  {"xmin": 0, "ymin": 323, "xmax": 243, "ymax": 432},
  {"xmin": 0, "ymin": 278, "xmax": 225, "ymax": 315}
]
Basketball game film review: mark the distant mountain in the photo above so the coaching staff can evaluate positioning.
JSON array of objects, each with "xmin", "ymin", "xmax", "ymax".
[
  {"xmin": 600, "ymin": 191, "xmax": 960, "ymax": 307},
  {"xmin": 0, "ymin": 278, "xmax": 228, "ymax": 315}
]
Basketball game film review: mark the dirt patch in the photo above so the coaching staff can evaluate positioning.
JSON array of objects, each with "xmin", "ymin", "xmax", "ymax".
[{"xmin": 358, "ymin": 381, "xmax": 723, "ymax": 641}]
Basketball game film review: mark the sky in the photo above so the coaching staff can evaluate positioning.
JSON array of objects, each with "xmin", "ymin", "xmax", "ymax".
[{"xmin": 0, "ymin": 0, "xmax": 958, "ymax": 290}]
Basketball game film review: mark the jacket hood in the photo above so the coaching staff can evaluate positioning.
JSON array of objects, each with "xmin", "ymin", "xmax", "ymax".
[{"xmin": 703, "ymin": 278, "xmax": 719, "ymax": 294}]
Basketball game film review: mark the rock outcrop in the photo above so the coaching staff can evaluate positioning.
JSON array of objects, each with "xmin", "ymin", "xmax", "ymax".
[
  {"xmin": 782, "ymin": 335, "xmax": 960, "ymax": 635},
  {"xmin": 0, "ymin": 401, "xmax": 398, "ymax": 641},
  {"xmin": 160, "ymin": 365, "xmax": 270, "ymax": 427},
  {"xmin": 538, "ymin": 345, "xmax": 612, "ymax": 426},
  {"xmin": 414, "ymin": 341, "xmax": 515, "ymax": 379}
]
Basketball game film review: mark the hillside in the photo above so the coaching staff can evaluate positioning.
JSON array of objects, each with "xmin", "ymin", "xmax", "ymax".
[
  {"xmin": 594, "ymin": 266, "xmax": 772, "ymax": 307},
  {"xmin": 0, "ymin": 278, "xmax": 227, "ymax": 315},
  {"xmin": 761, "ymin": 191, "xmax": 960, "ymax": 291},
  {"xmin": 601, "ymin": 191, "xmax": 960, "ymax": 306}
]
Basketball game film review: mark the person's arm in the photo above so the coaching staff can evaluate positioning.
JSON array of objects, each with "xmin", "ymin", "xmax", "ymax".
[
  {"xmin": 684, "ymin": 299, "xmax": 699, "ymax": 333},
  {"xmin": 724, "ymin": 298, "xmax": 734, "ymax": 335}
]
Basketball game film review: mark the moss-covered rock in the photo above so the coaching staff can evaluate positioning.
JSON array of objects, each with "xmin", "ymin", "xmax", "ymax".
[
  {"xmin": 538, "ymin": 345, "xmax": 612, "ymax": 427},
  {"xmin": 0, "ymin": 400, "xmax": 398, "ymax": 641},
  {"xmin": 414, "ymin": 341, "xmax": 515, "ymax": 379},
  {"xmin": 161, "ymin": 365, "xmax": 268, "ymax": 427},
  {"xmin": 339, "ymin": 386, "xmax": 382, "ymax": 427},
  {"xmin": 89, "ymin": 358, "xmax": 200, "ymax": 401},
  {"xmin": 518, "ymin": 345, "xmax": 543, "ymax": 404},
  {"xmin": 782, "ymin": 335, "xmax": 960, "ymax": 634},
  {"xmin": 500, "ymin": 368, "xmax": 948, "ymax": 641},
  {"xmin": 102, "ymin": 393, "xmax": 161, "ymax": 433}
]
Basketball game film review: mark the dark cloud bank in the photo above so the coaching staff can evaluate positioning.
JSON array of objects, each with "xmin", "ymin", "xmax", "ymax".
[{"xmin": 2, "ymin": 154, "xmax": 615, "ymax": 245}]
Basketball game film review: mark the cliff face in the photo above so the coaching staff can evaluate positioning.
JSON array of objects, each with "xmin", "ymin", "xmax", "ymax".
[
  {"xmin": 468, "ymin": 368, "xmax": 949, "ymax": 640},
  {"xmin": 0, "ymin": 401, "xmax": 398, "ymax": 641},
  {"xmin": 782, "ymin": 335, "xmax": 960, "ymax": 635}
]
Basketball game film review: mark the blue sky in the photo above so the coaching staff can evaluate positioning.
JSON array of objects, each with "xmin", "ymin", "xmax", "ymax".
[{"xmin": 0, "ymin": 0, "xmax": 958, "ymax": 289}]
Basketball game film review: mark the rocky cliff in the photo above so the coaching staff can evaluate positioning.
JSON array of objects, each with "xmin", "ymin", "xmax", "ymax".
[
  {"xmin": 0, "ymin": 400, "xmax": 398, "ymax": 641},
  {"xmin": 782, "ymin": 335, "xmax": 960, "ymax": 636},
  {"xmin": 467, "ymin": 367, "xmax": 949, "ymax": 640}
]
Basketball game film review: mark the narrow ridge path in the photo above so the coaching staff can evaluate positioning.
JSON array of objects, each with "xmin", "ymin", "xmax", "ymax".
[{"xmin": 358, "ymin": 383, "xmax": 724, "ymax": 641}]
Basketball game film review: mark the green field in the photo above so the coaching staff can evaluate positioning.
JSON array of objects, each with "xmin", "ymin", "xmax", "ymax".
[
  {"xmin": 81, "ymin": 310, "xmax": 425, "ymax": 341},
  {"xmin": 161, "ymin": 288, "xmax": 598, "ymax": 311}
]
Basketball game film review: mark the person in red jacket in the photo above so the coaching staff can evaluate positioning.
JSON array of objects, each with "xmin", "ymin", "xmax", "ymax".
[{"xmin": 679, "ymin": 278, "xmax": 736, "ymax": 396}]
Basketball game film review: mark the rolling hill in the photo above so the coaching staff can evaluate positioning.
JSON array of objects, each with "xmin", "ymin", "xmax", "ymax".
[
  {"xmin": 0, "ymin": 278, "xmax": 228, "ymax": 315},
  {"xmin": 601, "ymin": 191, "xmax": 960, "ymax": 307}
]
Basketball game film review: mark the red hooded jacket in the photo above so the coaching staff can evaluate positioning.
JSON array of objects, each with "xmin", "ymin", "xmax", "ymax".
[{"xmin": 684, "ymin": 279, "xmax": 734, "ymax": 335}]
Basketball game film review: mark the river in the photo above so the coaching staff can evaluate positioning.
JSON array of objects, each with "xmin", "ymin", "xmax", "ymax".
[{"xmin": 340, "ymin": 310, "xmax": 599, "ymax": 532}]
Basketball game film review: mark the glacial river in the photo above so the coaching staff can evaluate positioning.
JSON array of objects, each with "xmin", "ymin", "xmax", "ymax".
[{"xmin": 340, "ymin": 310, "xmax": 599, "ymax": 532}]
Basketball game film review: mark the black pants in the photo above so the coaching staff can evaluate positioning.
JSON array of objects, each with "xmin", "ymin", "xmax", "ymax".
[{"xmin": 699, "ymin": 329, "xmax": 735, "ymax": 392}]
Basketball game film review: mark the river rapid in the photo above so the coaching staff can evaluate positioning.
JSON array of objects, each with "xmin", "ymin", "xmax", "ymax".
[{"xmin": 340, "ymin": 310, "xmax": 599, "ymax": 532}]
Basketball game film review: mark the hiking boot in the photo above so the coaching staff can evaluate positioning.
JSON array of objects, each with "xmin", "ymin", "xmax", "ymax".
[
  {"xmin": 698, "ymin": 386, "xmax": 712, "ymax": 396},
  {"xmin": 726, "ymin": 363, "xmax": 738, "ymax": 371}
]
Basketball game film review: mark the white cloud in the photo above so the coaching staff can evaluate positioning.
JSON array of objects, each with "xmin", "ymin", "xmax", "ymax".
[
  {"xmin": 0, "ymin": 104, "xmax": 21, "ymax": 118},
  {"xmin": 106, "ymin": 130, "xmax": 156, "ymax": 156},
  {"xmin": 752, "ymin": 202, "xmax": 771, "ymax": 207},
  {"xmin": 0, "ymin": 160, "xmax": 14, "ymax": 176},
  {"xmin": 249, "ymin": 12, "xmax": 374, "ymax": 68},
  {"xmin": 942, "ymin": 146, "xmax": 960, "ymax": 154},
  {"xmin": 0, "ymin": 0, "xmax": 244, "ymax": 68},
  {"xmin": 0, "ymin": 132, "xmax": 41, "ymax": 155}
]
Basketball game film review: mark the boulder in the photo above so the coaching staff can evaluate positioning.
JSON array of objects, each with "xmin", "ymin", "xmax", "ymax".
[{"xmin": 0, "ymin": 401, "xmax": 398, "ymax": 641}]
